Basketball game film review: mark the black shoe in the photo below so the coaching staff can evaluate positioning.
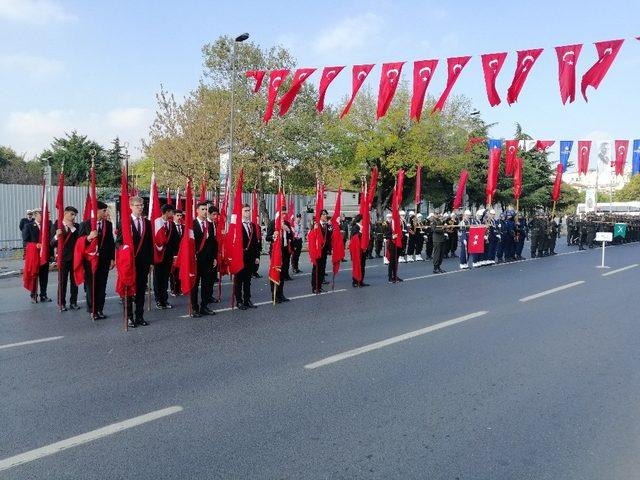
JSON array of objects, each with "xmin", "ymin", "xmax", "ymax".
[
  {"xmin": 237, "ymin": 304, "xmax": 248, "ymax": 310},
  {"xmin": 245, "ymin": 301, "xmax": 257, "ymax": 309},
  {"xmin": 433, "ymin": 269, "xmax": 439, "ymax": 274},
  {"xmin": 90, "ymin": 313, "xmax": 99, "ymax": 321},
  {"xmin": 69, "ymin": 304, "xmax": 80, "ymax": 310},
  {"xmin": 156, "ymin": 302, "xmax": 167, "ymax": 310},
  {"xmin": 137, "ymin": 318, "xmax": 149, "ymax": 326},
  {"xmin": 40, "ymin": 296, "xmax": 52, "ymax": 302},
  {"xmin": 200, "ymin": 307, "xmax": 215, "ymax": 315},
  {"xmin": 395, "ymin": 277, "xmax": 404, "ymax": 282},
  {"xmin": 60, "ymin": 306, "xmax": 68, "ymax": 312},
  {"xmin": 283, "ymin": 276, "xmax": 293, "ymax": 281},
  {"xmin": 127, "ymin": 319, "xmax": 137, "ymax": 328},
  {"xmin": 438, "ymin": 268, "xmax": 446, "ymax": 273},
  {"xmin": 190, "ymin": 311, "xmax": 202, "ymax": 318},
  {"xmin": 279, "ymin": 297, "xmax": 290, "ymax": 302},
  {"xmin": 360, "ymin": 283, "xmax": 370, "ymax": 287},
  {"xmin": 97, "ymin": 312, "xmax": 107, "ymax": 319},
  {"xmin": 252, "ymin": 273, "xmax": 262, "ymax": 278}
]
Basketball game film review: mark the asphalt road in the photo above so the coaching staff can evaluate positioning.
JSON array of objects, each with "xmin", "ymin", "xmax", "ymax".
[{"xmin": 1, "ymin": 241, "xmax": 640, "ymax": 479}]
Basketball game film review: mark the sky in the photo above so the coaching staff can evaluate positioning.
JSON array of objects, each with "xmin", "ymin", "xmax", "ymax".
[{"xmin": 0, "ymin": 0, "xmax": 638, "ymax": 172}]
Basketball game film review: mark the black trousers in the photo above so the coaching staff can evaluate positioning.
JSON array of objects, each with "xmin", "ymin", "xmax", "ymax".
[
  {"xmin": 270, "ymin": 278, "xmax": 285, "ymax": 300},
  {"xmin": 85, "ymin": 260, "xmax": 109, "ymax": 313},
  {"xmin": 282, "ymin": 249, "xmax": 291, "ymax": 278},
  {"xmin": 311, "ymin": 254, "xmax": 327, "ymax": 291},
  {"xmin": 191, "ymin": 262, "xmax": 213, "ymax": 312},
  {"xmin": 126, "ymin": 263, "xmax": 150, "ymax": 320},
  {"xmin": 432, "ymin": 241, "xmax": 444, "ymax": 269},
  {"xmin": 234, "ymin": 266, "xmax": 252, "ymax": 305},
  {"xmin": 170, "ymin": 266, "xmax": 181, "ymax": 294},
  {"xmin": 425, "ymin": 235, "xmax": 433, "ymax": 258},
  {"xmin": 153, "ymin": 257, "xmax": 172, "ymax": 305},
  {"xmin": 32, "ymin": 262, "xmax": 49, "ymax": 297},
  {"xmin": 59, "ymin": 259, "xmax": 77, "ymax": 306},
  {"xmin": 387, "ymin": 242, "xmax": 399, "ymax": 281},
  {"xmin": 291, "ymin": 238, "xmax": 302, "ymax": 271}
]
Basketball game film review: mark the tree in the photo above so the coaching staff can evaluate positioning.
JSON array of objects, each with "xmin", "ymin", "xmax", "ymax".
[
  {"xmin": 0, "ymin": 146, "xmax": 42, "ymax": 184},
  {"xmin": 40, "ymin": 131, "xmax": 120, "ymax": 187},
  {"xmin": 616, "ymin": 175, "xmax": 640, "ymax": 201}
]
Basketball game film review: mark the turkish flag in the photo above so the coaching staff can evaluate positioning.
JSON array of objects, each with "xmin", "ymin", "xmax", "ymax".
[
  {"xmin": 279, "ymin": 67, "xmax": 316, "ymax": 116},
  {"xmin": 226, "ymin": 168, "xmax": 245, "ymax": 275},
  {"xmin": 507, "ymin": 49, "xmax": 543, "ymax": 104},
  {"xmin": 314, "ymin": 179, "xmax": 324, "ymax": 225},
  {"xmin": 246, "ymin": 70, "xmax": 266, "ymax": 93},
  {"xmin": 480, "ymin": 52, "xmax": 507, "ymax": 106},
  {"xmin": 55, "ymin": 171, "xmax": 65, "ymax": 272},
  {"xmin": 86, "ymin": 166, "xmax": 98, "ymax": 274},
  {"xmin": 268, "ymin": 190, "xmax": 285, "ymax": 285},
  {"xmin": 360, "ymin": 166, "xmax": 378, "ymax": 251},
  {"xmin": 535, "ymin": 140, "xmax": 555, "ymax": 151},
  {"xmin": 432, "ymin": 56, "xmax": 471, "ymax": 114},
  {"xmin": 555, "ymin": 44, "xmax": 582, "ymax": 104},
  {"xmin": 581, "ymin": 39, "xmax": 624, "ymax": 101},
  {"xmin": 331, "ymin": 187, "xmax": 345, "ymax": 275},
  {"xmin": 23, "ymin": 242, "xmax": 40, "ymax": 292},
  {"xmin": 392, "ymin": 170, "xmax": 404, "ymax": 248},
  {"xmin": 82, "ymin": 191, "xmax": 91, "ymax": 221},
  {"xmin": 176, "ymin": 179, "xmax": 196, "ymax": 295},
  {"xmin": 317, "ymin": 66, "xmax": 344, "ymax": 112},
  {"xmin": 552, "ymin": 164, "xmax": 563, "ymax": 202},
  {"xmin": 150, "ymin": 173, "xmax": 165, "ymax": 264},
  {"xmin": 166, "ymin": 188, "xmax": 173, "ymax": 205},
  {"xmin": 468, "ymin": 226, "xmax": 486, "ymax": 254},
  {"xmin": 505, "ymin": 140, "xmax": 518, "ymax": 176},
  {"xmin": 175, "ymin": 187, "xmax": 182, "ymax": 213},
  {"xmin": 614, "ymin": 140, "xmax": 629, "ymax": 175},
  {"xmin": 465, "ymin": 137, "xmax": 486, "ymax": 153},
  {"xmin": 307, "ymin": 226, "xmax": 321, "ymax": 266},
  {"xmin": 578, "ymin": 140, "xmax": 592, "ymax": 174},
  {"xmin": 486, "ymin": 140, "xmax": 501, "ymax": 205},
  {"xmin": 341, "ymin": 64, "xmax": 374, "ymax": 119},
  {"xmin": 377, "ymin": 61, "xmax": 405, "ymax": 119},
  {"xmin": 513, "ymin": 157, "xmax": 523, "ymax": 200},
  {"xmin": 414, "ymin": 163, "xmax": 421, "ymax": 205},
  {"xmin": 199, "ymin": 177, "xmax": 207, "ymax": 202},
  {"xmin": 453, "ymin": 170, "xmax": 468, "ymax": 210},
  {"xmin": 349, "ymin": 235, "xmax": 363, "ymax": 283},
  {"xmin": 264, "ymin": 69, "xmax": 289, "ymax": 123},
  {"xmin": 410, "ymin": 59, "xmax": 438, "ymax": 121},
  {"xmin": 115, "ymin": 167, "xmax": 136, "ymax": 297}
]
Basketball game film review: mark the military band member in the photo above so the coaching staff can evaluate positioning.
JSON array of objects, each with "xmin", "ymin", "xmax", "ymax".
[
  {"xmin": 430, "ymin": 210, "xmax": 446, "ymax": 274},
  {"xmin": 458, "ymin": 209, "xmax": 471, "ymax": 269},
  {"xmin": 81, "ymin": 201, "xmax": 115, "ymax": 319},
  {"xmin": 52, "ymin": 206, "xmax": 80, "ymax": 310},
  {"xmin": 414, "ymin": 213, "xmax": 425, "ymax": 261},
  {"xmin": 235, "ymin": 204, "xmax": 260, "ymax": 310}
]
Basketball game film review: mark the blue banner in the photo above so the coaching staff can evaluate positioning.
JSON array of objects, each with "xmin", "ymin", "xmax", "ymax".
[
  {"xmin": 559, "ymin": 140, "xmax": 573, "ymax": 173},
  {"xmin": 633, "ymin": 139, "xmax": 640, "ymax": 176},
  {"xmin": 488, "ymin": 139, "xmax": 502, "ymax": 151}
]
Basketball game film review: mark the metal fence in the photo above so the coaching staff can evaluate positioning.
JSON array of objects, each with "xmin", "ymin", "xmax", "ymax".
[{"xmin": 0, "ymin": 183, "xmax": 314, "ymax": 250}]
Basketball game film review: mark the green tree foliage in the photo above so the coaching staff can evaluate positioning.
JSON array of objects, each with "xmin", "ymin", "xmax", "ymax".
[
  {"xmin": 40, "ymin": 132, "xmax": 121, "ymax": 187},
  {"xmin": 0, "ymin": 146, "xmax": 42, "ymax": 184},
  {"xmin": 616, "ymin": 175, "xmax": 640, "ymax": 201}
]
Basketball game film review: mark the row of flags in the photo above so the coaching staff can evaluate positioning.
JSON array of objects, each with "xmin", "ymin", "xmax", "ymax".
[
  {"xmin": 468, "ymin": 137, "xmax": 640, "ymax": 176},
  {"xmin": 247, "ymin": 37, "xmax": 639, "ymax": 123}
]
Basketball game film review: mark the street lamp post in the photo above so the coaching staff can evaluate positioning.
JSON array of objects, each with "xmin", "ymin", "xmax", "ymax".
[{"xmin": 226, "ymin": 32, "xmax": 249, "ymax": 210}]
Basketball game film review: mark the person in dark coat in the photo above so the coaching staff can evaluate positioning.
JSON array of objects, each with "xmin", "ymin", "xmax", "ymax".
[
  {"xmin": 22, "ymin": 208, "xmax": 53, "ymax": 302},
  {"xmin": 190, "ymin": 201, "xmax": 218, "ymax": 317},
  {"xmin": 51, "ymin": 206, "xmax": 80, "ymax": 311},
  {"xmin": 234, "ymin": 204, "xmax": 261, "ymax": 309}
]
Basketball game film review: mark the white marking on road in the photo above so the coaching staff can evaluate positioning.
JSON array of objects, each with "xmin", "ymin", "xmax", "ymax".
[
  {"xmin": 304, "ymin": 311, "xmax": 488, "ymax": 369},
  {"xmin": 519, "ymin": 281, "xmax": 585, "ymax": 302},
  {"xmin": 602, "ymin": 264, "xmax": 638, "ymax": 277},
  {"xmin": 404, "ymin": 269, "xmax": 465, "ymax": 281},
  {"xmin": 179, "ymin": 288, "xmax": 347, "ymax": 318},
  {"xmin": 0, "ymin": 336, "xmax": 64, "ymax": 351},
  {"xmin": 0, "ymin": 406, "xmax": 183, "ymax": 472}
]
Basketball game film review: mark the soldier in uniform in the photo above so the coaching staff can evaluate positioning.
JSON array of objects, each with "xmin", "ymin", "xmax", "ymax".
[
  {"xmin": 548, "ymin": 216, "xmax": 558, "ymax": 255},
  {"xmin": 529, "ymin": 210, "xmax": 546, "ymax": 258},
  {"xmin": 424, "ymin": 213, "xmax": 434, "ymax": 260},
  {"xmin": 458, "ymin": 209, "xmax": 471, "ymax": 269},
  {"xmin": 514, "ymin": 212, "xmax": 527, "ymax": 260}
]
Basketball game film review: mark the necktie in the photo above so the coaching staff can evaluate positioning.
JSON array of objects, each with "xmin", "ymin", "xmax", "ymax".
[
  {"xmin": 98, "ymin": 221, "xmax": 102, "ymax": 236},
  {"xmin": 136, "ymin": 218, "xmax": 141, "ymax": 235}
]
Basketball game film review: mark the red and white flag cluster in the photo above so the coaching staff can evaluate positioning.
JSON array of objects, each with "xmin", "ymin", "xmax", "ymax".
[{"xmin": 250, "ymin": 37, "xmax": 632, "ymax": 123}]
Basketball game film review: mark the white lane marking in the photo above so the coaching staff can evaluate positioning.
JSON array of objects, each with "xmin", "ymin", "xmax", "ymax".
[
  {"xmin": 519, "ymin": 281, "xmax": 585, "ymax": 302},
  {"xmin": 0, "ymin": 406, "xmax": 183, "ymax": 472},
  {"xmin": 0, "ymin": 336, "xmax": 64, "ymax": 351},
  {"xmin": 179, "ymin": 288, "xmax": 347, "ymax": 318},
  {"xmin": 602, "ymin": 264, "xmax": 638, "ymax": 277},
  {"xmin": 404, "ymin": 269, "xmax": 465, "ymax": 281},
  {"xmin": 305, "ymin": 311, "xmax": 488, "ymax": 369}
]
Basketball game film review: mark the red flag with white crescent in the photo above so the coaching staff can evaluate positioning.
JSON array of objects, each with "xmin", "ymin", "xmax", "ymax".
[
  {"xmin": 581, "ymin": 39, "xmax": 624, "ymax": 101},
  {"xmin": 269, "ymin": 190, "xmax": 284, "ymax": 285},
  {"xmin": 377, "ymin": 61, "xmax": 405, "ymax": 119},
  {"xmin": 552, "ymin": 164, "xmax": 563, "ymax": 202},
  {"xmin": 480, "ymin": 52, "xmax": 508, "ymax": 106},
  {"xmin": 535, "ymin": 140, "xmax": 555, "ymax": 151},
  {"xmin": 578, "ymin": 141, "xmax": 592, "ymax": 174},
  {"xmin": 246, "ymin": 70, "xmax": 266, "ymax": 93},
  {"xmin": 614, "ymin": 140, "xmax": 629, "ymax": 175},
  {"xmin": 116, "ymin": 167, "xmax": 136, "ymax": 297},
  {"xmin": 468, "ymin": 226, "xmax": 486, "ymax": 254},
  {"xmin": 507, "ymin": 48, "xmax": 544, "ymax": 104},
  {"xmin": 317, "ymin": 66, "xmax": 344, "ymax": 112},
  {"xmin": 432, "ymin": 56, "xmax": 471, "ymax": 114},
  {"xmin": 55, "ymin": 171, "xmax": 65, "ymax": 271},
  {"xmin": 505, "ymin": 140, "xmax": 518, "ymax": 177},
  {"xmin": 410, "ymin": 59, "xmax": 438, "ymax": 121},
  {"xmin": 176, "ymin": 179, "xmax": 196, "ymax": 295},
  {"xmin": 226, "ymin": 169, "xmax": 245, "ymax": 275},
  {"xmin": 555, "ymin": 44, "xmax": 583, "ymax": 104},
  {"xmin": 513, "ymin": 157, "xmax": 523, "ymax": 200},
  {"xmin": 331, "ymin": 187, "xmax": 345, "ymax": 275},
  {"xmin": 264, "ymin": 69, "xmax": 289, "ymax": 123},
  {"xmin": 40, "ymin": 179, "xmax": 50, "ymax": 266},
  {"xmin": 340, "ymin": 64, "xmax": 374, "ymax": 119},
  {"xmin": 279, "ymin": 67, "xmax": 316, "ymax": 116}
]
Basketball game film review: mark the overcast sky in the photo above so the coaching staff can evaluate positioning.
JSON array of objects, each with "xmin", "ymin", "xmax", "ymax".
[{"xmin": 0, "ymin": 0, "xmax": 638, "ymax": 171}]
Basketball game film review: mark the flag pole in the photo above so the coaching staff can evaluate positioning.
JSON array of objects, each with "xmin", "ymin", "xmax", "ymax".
[
  {"xmin": 90, "ymin": 151, "xmax": 97, "ymax": 321},
  {"xmin": 57, "ymin": 162, "xmax": 64, "ymax": 312},
  {"xmin": 124, "ymin": 286, "xmax": 129, "ymax": 332}
]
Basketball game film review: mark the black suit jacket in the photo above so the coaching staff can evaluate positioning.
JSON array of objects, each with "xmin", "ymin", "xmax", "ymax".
[
  {"xmin": 131, "ymin": 217, "xmax": 153, "ymax": 267},
  {"xmin": 241, "ymin": 221, "xmax": 261, "ymax": 266},
  {"xmin": 193, "ymin": 218, "xmax": 218, "ymax": 265},
  {"xmin": 266, "ymin": 219, "xmax": 293, "ymax": 254},
  {"xmin": 50, "ymin": 222, "xmax": 80, "ymax": 263},
  {"xmin": 164, "ymin": 221, "xmax": 181, "ymax": 259},
  {"xmin": 80, "ymin": 219, "xmax": 116, "ymax": 264}
]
